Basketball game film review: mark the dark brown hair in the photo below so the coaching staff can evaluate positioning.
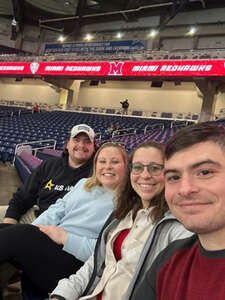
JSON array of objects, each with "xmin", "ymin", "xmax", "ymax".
[
  {"xmin": 114, "ymin": 141, "xmax": 168, "ymax": 223},
  {"xmin": 165, "ymin": 123, "xmax": 225, "ymax": 160}
]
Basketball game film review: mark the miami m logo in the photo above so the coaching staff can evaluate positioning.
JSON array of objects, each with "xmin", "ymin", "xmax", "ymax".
[{"xmin": 108, "ymin": 62, "xmax": 124, "ymax": 76}]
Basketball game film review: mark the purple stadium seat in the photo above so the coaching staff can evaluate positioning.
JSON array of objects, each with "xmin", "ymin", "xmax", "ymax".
[
  {"xmin": 19, "ymin": 151, "xmax": 42, "ymax": 170},
  {"xmin": 14, "ymin": 156, "xmax": 31, "ymax": 182},
  {"xmin": 42, "ymin": 148, "xmax": 62, "ymax": 157}
]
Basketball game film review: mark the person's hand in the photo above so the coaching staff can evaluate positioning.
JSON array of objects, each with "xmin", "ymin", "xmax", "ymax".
[{"xmin": 36, "ymin": 225, "xmax": 68, "ymax": 245}]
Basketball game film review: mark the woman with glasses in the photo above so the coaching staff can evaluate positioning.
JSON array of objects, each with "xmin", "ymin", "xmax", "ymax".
[{"xmin": 51, "ymin": 141, "xmax": 192, "ymax": 300}]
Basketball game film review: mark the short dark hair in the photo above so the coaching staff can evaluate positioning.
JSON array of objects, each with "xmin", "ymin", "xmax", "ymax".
[{"xmin": 165, "ymin": 123, "xmax": 225, "ymax": 160}]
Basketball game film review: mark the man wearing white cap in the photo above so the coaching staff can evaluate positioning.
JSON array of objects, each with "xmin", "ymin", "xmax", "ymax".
[
  {"xmin": 2, "ymin": 124, "xmax": 96, "ymax": 225},
  {"xmin": 67, "ymin": 124, "xmax": 95, "ymax": 169},
  {"xmin": 0, "ymin": 124, "xmax": 95, "ymax": 297}
]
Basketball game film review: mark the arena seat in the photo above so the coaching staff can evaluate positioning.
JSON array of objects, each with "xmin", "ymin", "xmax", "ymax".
[
  {"xmin": 14, "ymin": 151, "xmax": 42, "ymax": 182},
  {"xmin": 37, "ymin": 148, "xmax": 62, "ymax": 160},
  {"xmin": 19, "ymin": 151, "xmax": 42, "ymax": 170},
  {"xmin": 14, "ymin": 156, "xmax": 31, "ymax": 182},
  {"xmin": 161, "ymin": 112, "xmax": 173, "ymax": 118},
  {"xmin": 0, "ymin": 107, "xmax": 196, "ymax": 161},
  {"xmin": 1, "ymin": 147, "xmax": 14, "ymax": 162},
  {"xmin": 42, "ymin": 148, "xmax": 62, "ymax": 156},
  {"xmin": 0, "ymin": 146, "xmax": 7, "ymax": 161},
  {"xmin": 192, "ymin": 114, "xmax": 199, "ymax": 120},
  {"xmin": 106, "ymin": 108, "xmax": 115, "ymax": 114},
  {"xmin": 132, "ymin": 111, "xmax": 142, "ymax": 116}
]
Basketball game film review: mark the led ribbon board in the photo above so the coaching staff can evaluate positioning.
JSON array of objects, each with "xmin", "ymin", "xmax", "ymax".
[{"xmin": 0, "ymin": 60, "xmax": 224, "ymax": 77}]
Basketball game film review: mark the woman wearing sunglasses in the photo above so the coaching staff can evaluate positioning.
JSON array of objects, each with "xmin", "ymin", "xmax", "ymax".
[{"xmin": 51, "ymin": 141, "xmax": 192, "ymax": 300}]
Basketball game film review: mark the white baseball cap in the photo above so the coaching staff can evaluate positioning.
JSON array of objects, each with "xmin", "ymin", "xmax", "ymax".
[{"xmin": 70, "ymin": 124, "xmax": 95, "ymax": 142}]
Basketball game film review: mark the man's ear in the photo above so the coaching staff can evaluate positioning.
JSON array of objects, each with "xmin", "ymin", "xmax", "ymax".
[{"xmin": 63, "ymin": 139, "xmax": 70, "ymax": 152}]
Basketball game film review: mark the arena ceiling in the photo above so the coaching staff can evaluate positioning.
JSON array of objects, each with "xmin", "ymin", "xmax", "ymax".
[{"xmin": 0, "ymin": 0, "xmax": 224, "ymax": 36}]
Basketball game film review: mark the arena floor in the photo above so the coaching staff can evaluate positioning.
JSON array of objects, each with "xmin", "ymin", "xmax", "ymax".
[{"xmin": 0, "ymin": 162, "xmax": 21, "ymax": 205}]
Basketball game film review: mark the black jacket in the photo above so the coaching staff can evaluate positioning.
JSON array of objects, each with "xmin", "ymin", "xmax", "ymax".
[{"xmin": 5, "ymin": 153, "xmax": 94, "ymax": 221}]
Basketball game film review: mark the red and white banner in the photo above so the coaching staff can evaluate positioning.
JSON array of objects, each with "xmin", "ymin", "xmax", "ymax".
[{"xmin": 0, "ymin": 60, "xmax": 224, "ymax": 77}]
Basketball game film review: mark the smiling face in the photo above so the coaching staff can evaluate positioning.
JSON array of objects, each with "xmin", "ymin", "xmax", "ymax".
[
  {"xmin": 95, "ymin": 146, "xmax": 127, "ymax": 191},
  {"xmin": 130, "ymin": 147, "xmax": 164, "ymax": 208},
  {"xmin": 165, "ymin": 141, "xmax": 225, "ymax": 244},
  {"xmin": 66, "ymin": 133, "xmax": 95, "ymax": 167}
]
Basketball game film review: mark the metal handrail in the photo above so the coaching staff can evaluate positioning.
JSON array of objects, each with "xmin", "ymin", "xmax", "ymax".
[
  {"xmin": 112, "ymin": 127, "xmax": 136, "ymax": 138},
  {"xmin": 144, "ymin": 123, "xmax": 165, "ymax": 134},
  {"xmin": 13, "ymin": 139, "xmax": 56, "ymax": 164}
]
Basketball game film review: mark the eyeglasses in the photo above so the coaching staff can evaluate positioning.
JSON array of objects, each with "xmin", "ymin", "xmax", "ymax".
[{"xmin": 130, "ymin": 163, "xmax": 164, "ymax": 176}]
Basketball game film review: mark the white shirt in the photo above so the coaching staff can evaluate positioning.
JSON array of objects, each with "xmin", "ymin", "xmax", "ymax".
[{"xmin": 80, "ymin": 208, "xmax": 154, "ymax": 300}]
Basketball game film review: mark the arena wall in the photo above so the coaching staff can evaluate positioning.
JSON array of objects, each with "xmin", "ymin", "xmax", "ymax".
[
  {"xmin": 0, "ymin": 79, "xmax": 60, "ymax": 104},
  {"xmin": 78, "ymin": 81, "xmax": 203, "ymax": 113}
]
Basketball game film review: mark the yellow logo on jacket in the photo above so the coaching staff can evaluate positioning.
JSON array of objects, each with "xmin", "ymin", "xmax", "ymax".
[{"xmin": 45, "ymin": 179, "xmax": 55, "ymax": 191}]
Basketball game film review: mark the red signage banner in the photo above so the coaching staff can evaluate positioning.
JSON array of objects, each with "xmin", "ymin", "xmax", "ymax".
[{"xmin": 0, "ymin": 60, "xmax": 224, "ymax": 77}]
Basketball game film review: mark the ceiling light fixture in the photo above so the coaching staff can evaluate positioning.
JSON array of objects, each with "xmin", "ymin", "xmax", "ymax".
[
  {"xmin": 148, "ymin": 30, "xmax": 158, "ymax": 38},
  {"xmin": 58, "ymin": 35, "xmax": 65, "ymax": 42},
  {"xmin": 64, "ymin": 1, "xmax": 71, "ymax": 7},
  {"xmin": 84, "ymin": 33, "xmax": 93, "ymax": 41},
  {"xmin": 187, "ymin": 27, "xmax": 197, "ymax": 36},
  {"xmin": 116, "ymin": 32, "xmax": 123, "ymax": 39}
]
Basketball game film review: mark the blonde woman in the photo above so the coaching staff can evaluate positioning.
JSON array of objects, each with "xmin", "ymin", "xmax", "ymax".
[{"xmin": 0, "ymin": 143, "xmax": 128, "ymax": 299}]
